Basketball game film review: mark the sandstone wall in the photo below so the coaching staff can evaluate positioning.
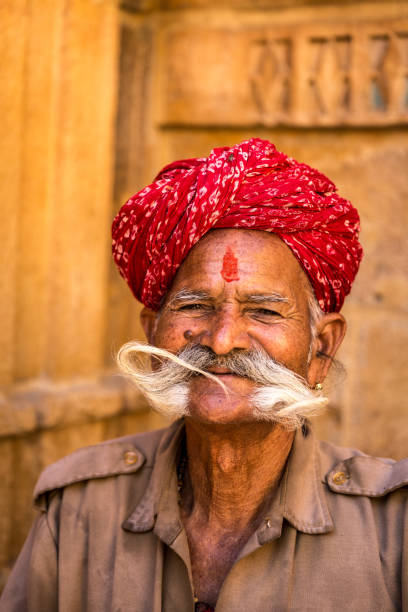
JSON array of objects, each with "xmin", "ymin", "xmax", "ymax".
[{"xmin": 1, "ymin": 0, "xmax": 407, "ymax": 588}]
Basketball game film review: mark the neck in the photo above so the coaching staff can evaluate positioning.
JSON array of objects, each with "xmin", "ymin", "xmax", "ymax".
[{"xmin": 180, "ymin": 418, "xmax": 295, "ymax": 531}]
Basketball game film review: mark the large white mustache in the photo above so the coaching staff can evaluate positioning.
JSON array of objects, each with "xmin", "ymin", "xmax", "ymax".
[{"xmin": 116, "ymin": 342, "xmax": 328, "ymax": 429}]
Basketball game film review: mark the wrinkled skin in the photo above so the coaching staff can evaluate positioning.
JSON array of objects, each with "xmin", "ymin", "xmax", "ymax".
[
  {"xmin": 142, "ymin": 229, "xmax": 344, "ymax": 425},
  {"xmin": 141, "ymin": 229, "xmax": 346, "ymax": 605}
]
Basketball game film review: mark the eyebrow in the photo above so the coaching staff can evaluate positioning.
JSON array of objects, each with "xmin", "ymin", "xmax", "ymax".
[
  {"xmin": 167, "ymin": 289, "xmax": 212, "ymax": 306},
  {"xmin": 241, "ymin": 293, "xmax": 290, "ymax": 305}
]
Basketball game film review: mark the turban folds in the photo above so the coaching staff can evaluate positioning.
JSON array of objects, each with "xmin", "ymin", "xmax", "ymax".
[{"xmin": 112, "ymin": 138, "xmax": 362, "ymax": 313}]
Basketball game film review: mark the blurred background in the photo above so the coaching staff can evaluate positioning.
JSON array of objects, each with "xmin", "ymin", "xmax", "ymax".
[{"xmin": 1, "ymin": 0, "xmax": 407, "ymax": 588}]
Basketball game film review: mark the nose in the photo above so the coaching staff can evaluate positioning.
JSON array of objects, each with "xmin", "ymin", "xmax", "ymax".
[{"xmin": 199, "ymin": 308, "xmax": 251, "ymax": 355}]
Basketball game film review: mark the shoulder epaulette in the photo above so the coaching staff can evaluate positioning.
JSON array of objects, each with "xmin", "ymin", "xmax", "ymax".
[
  {"xmin": 33, "ymin": 435, "xmax": 150, "ymax": 506},
  {"xmin": 326, "ymin": 455, "xmax": 408, "ymax": 497}
]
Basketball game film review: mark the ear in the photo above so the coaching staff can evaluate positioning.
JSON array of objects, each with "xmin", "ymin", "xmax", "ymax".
[
  {"xmin": 307, "ymin": 312, "xmax": 346, "ymax": 387},
  {"xmin": 140, "ymin": 307, "xmax": 159, "ymax": 343}
]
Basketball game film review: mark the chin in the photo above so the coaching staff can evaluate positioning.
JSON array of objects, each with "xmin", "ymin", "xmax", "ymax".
[
  {"xmin": 187, "ymin": 391, "xmax": 256, "ymax": 426},
  {"xmin": 187, "ymin": 408, "xmax": 258, "ymax": 427},
  {"xmin": 186, "ymin": 374, "xmax": 259, "ymax": 425}
]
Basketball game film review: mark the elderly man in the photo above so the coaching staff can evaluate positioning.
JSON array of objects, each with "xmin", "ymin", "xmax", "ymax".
[{"xmin": 1, "ymin": 139, "xmax": 407, "ymax": 611}]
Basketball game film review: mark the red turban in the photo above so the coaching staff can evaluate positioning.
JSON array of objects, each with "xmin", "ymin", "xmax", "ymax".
[{"xmin": 112, "ymin": 138, "xmax": 362, "ymax": 313}]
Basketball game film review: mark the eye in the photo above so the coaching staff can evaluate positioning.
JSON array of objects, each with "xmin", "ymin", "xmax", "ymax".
[
  {"xmin": 248, "ymin": 308, "xmax": 283, "ymax": 321},
  {"xmin": 179, "ymin": 303, "xmax": 205, "ymax": 311},
  {"xmin": 173, "ymin": 302, "xmax": 212, "ymax": 314}
]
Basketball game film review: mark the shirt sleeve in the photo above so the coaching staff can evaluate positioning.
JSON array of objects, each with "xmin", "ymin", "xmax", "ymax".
[{"xmin": 0, "ymin": 510, "xmax": 58, "ymax": 612}]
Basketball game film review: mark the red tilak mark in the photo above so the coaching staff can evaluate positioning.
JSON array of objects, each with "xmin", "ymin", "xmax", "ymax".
[{"xmin": 221, "ymin": 247, "xmax": 239, "ymax": 282}]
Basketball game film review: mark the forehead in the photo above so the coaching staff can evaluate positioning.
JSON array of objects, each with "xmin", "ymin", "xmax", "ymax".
[{"xmin": 169, "ymin": 229, "xmax": 311, "ymax": 303}]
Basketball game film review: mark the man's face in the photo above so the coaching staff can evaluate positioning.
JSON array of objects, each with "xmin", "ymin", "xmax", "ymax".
[{"xmin": 143, "ymin": 229, "xmax": 326, "ymax": 426}]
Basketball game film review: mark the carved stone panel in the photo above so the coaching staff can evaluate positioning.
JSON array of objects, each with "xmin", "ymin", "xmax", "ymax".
[{"xmin": 159, "ymin": 19, "xmax": 408, "ymax": 126}]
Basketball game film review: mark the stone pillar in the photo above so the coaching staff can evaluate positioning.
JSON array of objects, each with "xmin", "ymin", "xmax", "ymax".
[{"xmin": 0, "ymin": 0, "xmax": 159, "ymax": 589}]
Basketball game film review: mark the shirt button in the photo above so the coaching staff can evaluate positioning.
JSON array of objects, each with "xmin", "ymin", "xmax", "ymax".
[
  {"xmin": 124, "ymin": 450, "xmax": 138, "ymax": 465},
  {"xmin": 332, "ymin": 471, "xmax": 348, "ymax": 485}
]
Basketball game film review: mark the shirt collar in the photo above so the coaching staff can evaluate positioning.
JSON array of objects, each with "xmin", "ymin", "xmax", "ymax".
[
  {"xmin": 279, "ymin": 424, "xmax": 333, "ymax": 534},
  {"xmin": 123, "ymin": 419, "xmax": 184, "ymax": 544},
  {"xmin": 123, "ymin": 420, "xmax": 333, "ymax": 545}
]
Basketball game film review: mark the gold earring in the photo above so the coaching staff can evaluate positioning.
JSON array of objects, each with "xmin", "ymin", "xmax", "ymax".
[{"xmin": 314, "ymin": 382, "xmax": 323, "ymax": 391}]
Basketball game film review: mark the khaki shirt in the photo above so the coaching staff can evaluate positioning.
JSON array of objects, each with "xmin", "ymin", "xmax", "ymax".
[{"xmin": 1, "ymin": 420, "xmax": 407, "ymax": 611}]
